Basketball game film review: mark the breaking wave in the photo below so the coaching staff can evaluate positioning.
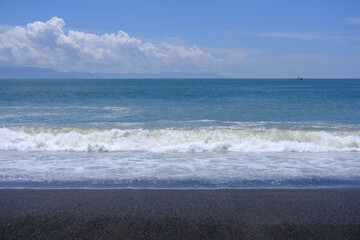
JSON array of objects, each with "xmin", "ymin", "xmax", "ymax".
[{"xmin": 0, "ymin": 127, "xmax": 359, "ymax": 153}]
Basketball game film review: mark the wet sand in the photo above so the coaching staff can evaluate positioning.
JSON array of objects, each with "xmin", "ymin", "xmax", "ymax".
[{"xmin": 1, "ymin": 189, "xmax": 360, "ymax": 239}]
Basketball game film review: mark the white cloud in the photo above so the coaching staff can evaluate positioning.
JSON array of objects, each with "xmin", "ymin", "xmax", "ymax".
[
  {"xmin": 0, "ymin": 17, "xmax": 218, "ymax": 73},
  {"xmin": 345, "ymin": 18, "xmax": 360, "ymax": 24},
  {"xmin": 0, "ymin": 24, "xmax": 15, "ymax": 32},
  {"xmin": 256, "ymin": 32, "xmax": 337, "ymax": 40},
  {"xmin": 280, "ymin": 54, "xmax": 326, "ymax": 60},
  {"xmin": 3, "ymin": 17, "xmax": 357, "ymax": 78}
]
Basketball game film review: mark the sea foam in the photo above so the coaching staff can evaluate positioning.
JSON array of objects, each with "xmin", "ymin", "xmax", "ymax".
[{"xmin": 0, "ymin": 127, "xmax": 359, "ymax": 153}]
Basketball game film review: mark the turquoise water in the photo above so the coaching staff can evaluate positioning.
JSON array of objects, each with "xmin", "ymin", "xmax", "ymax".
[{"xmin": 0, "ymin": 78, "xmax": 359, "ymax": 188}]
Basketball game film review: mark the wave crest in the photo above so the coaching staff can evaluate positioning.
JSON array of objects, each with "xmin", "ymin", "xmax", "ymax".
[{"xmin": 0, "ymin": 127, "xmax": 359, "ymax": 153}]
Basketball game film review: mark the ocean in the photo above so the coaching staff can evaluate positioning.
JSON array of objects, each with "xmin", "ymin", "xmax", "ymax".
[{"xmin": 0, "ymin": 78, "xmax": 359, "ymax": 188}]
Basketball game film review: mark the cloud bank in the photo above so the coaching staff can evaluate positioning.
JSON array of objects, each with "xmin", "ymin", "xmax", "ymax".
[
  {"xmin": 1, "ymin": 17, "xmax": 358, "ymax": 78},
  {"xmin": 0, "ymin": 17, "xmax": 218, "ymax": 74}
]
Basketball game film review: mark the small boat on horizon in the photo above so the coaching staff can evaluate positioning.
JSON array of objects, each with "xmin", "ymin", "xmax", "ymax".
[{"xmin": 297, "ymin": 77, "xmax": 303, "ymax": 80}]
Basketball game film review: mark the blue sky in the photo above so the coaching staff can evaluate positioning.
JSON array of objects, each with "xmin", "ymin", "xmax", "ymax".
[{"xmin": 0, "ymin": 0, "xmax": 359, "ymax": 77}]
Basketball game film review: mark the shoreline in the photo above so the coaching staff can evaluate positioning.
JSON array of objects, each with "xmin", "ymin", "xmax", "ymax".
[
  {"xmin": 1, "ymin": 186, "xmax": 360, "ymax": 190},
  {"xmin": 1, "ymin": 189, "xmax": 360, "ymax": 239}
]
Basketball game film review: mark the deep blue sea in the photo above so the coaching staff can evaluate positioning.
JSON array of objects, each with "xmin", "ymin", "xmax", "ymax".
[{"xmin": 0, "ymin": 78, "xmax": 360, "ymax": 188}]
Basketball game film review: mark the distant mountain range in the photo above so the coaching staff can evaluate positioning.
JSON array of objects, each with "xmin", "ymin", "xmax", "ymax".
[{"xmin": 0, "ymin": 66, "xmax": 224, "ymax": 79}]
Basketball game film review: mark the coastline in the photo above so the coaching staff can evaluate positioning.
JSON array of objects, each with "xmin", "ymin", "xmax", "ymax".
[{"xmin": 1, "ymin": 189, "xmax": 359, "ymax": 239}]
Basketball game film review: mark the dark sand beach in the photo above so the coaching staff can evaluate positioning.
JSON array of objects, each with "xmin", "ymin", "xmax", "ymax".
[{"xmin": 1, "ymin": 189, "xmax": 360, "ymax": 239}]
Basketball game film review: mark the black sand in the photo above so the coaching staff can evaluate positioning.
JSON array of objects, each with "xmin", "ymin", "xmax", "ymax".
[{"xmin": 1, "ymin": 189, "xmax": 360, "ymax": 239}]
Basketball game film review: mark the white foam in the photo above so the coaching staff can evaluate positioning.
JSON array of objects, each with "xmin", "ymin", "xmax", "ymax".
[
  {"xmin": 0, "ymin": 127, "xmax": 359, "ymax": 153},
  {"xmin": 1, "ymin": 151, "xmax": 359, "ymax": 186}
]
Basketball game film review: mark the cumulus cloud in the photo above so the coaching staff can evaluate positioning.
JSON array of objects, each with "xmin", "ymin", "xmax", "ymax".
[
  {"xmin": 0, "ymin": 17, "xmax": 218, "ymax": 73},
  {"xmin": 0, "ymin": 24, "xmax": 15, "ymax": 32}
]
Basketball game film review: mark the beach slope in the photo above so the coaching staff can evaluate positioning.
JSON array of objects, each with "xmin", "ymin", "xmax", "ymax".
[{"xmin": 1, "ymin": 189, "xmax": 360, "ymax": 239}]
